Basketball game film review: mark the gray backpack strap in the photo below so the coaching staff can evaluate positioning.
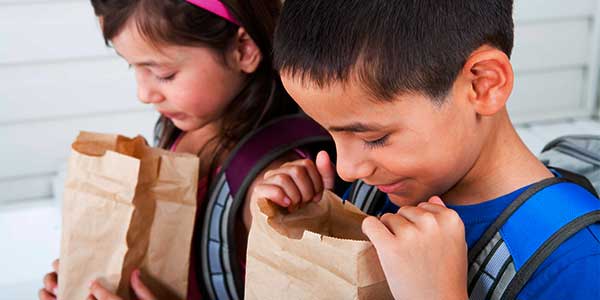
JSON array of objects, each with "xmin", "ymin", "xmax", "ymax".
[{"xmin": 468, "ymin": 178, "xmax": 600, "ymax": 300}]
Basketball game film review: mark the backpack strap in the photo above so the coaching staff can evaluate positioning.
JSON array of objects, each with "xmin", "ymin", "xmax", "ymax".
[
  {"xmin": 346, "ymin": 179, "xmax": 387, "ymax": 214},
  {"xmin": 198, "ymin": 114, "xmax": 332, "ymax": 300},
  {"xmin": 467, "ymin": 178, "xmax": 600, "ymax": 300}
]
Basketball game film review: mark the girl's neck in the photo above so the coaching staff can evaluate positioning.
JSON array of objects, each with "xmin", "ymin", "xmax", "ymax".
[
  {"xmin": 173, "ymin": 120, "xmax": 229, "ymax": 176},
  {"xmin": 442, "ymin": 112, "xmax": 554, "ymax": 206}
]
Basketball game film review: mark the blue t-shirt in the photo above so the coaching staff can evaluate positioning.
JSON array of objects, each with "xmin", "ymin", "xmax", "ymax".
[{"xmin": 369, "ymin": 185, "xmax": 600, "ymax": 299}]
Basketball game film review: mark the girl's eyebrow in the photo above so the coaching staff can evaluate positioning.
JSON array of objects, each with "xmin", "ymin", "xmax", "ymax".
[
  {"xmin": 328, "ymin": 122, "xmax": 382, "ymax": 133},
  {"xmin": 115, "ymin": 51, "xmax": 168, "ymax": 67}
]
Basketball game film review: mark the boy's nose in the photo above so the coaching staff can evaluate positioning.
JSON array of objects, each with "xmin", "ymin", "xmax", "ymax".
[{"xmin": 335, "ymin": 148, "xmax": 375, "ymax": 183}]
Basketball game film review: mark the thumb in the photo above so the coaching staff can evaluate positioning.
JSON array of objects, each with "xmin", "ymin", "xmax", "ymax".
[
  {"xmin": 131, "ymin": 270, "xmax": 155, "ymax": 300},
  {"xmin": 316, "ymin": 151, "xmax": 336, "ymax": 190},
  {"xmin": 362, "ymin": 216, "xmax": 392, "ymax": 247},
  {"xmin": 428, "ymin": 195, "xmax": 446, "ymax": 207}
]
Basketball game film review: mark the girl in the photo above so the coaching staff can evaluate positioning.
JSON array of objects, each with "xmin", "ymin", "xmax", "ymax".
[{"xmin": 39, "ymin": 0, "xmax": 333, "ymax": 299}]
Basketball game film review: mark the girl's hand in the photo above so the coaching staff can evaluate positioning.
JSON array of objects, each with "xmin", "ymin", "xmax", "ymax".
[
  {"xmin": 88, "ymin": 270, "xmax": 156, "ymax": 300},
  {"xmin": 39, "ymin": 259, "xmax": 59, "ymax": 300},
  {"xmin": 362, "ymin": 196, "xmax": 468, "ymax": 300},
  {"xmin": 253, "ymin": 151, "xmax": 336, "ymax": 211}
]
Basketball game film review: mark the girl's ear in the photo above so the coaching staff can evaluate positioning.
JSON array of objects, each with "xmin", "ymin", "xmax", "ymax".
[
  {"xmin": 232, "ymin": 27, "xmax": 262, "ymax": 74},
  {"xmin": 459, "ymin": 46, "xmax": 514, "ymax": 116}
]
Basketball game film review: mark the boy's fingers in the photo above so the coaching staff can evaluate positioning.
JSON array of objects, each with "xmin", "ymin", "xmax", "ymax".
[
  {"xmin": 253, "ymin": 184, "xmax": 291, "ymax": 207},
  {"xmin": 265, "ymin": 174, "xmax": 303, "ymax": 205},
  {"xmin": 131, "ymin": 270, "xmax": 155, "ymax": 300},
  {"xmin": 379, "ymin": 213, "xmax": 411, "ymax": 233},
  {"xmin": 282, "ymin": 164, "xmax": 317, "ymax": 202},
  {"xmin": 89, "ymin": 280, "xmax": 121, "ymax": 300},
  {"xmin": 296, "ymin": 160, "xmax": 324, "ymax": 197},
  {"xmin": 268, "ymin": 161, "xmax": 322, "ymax": 202},
  {"xmin": 38, "ymin": 289, "xmax": 56, "ymax": 300},
  {"xmin": 52, "ymin": 259, "xmax": 59, "ymax": 272},
  {"xmin": 316, "ymin": 151, "xmax": 336, "ymax": 190},
  {"xmin": 362, "ymin": 216, "xmax": 393, "ymax": 246},
  {"xmin": 428, "ymin": 196, "xmax": 446, "ymax": 207}
]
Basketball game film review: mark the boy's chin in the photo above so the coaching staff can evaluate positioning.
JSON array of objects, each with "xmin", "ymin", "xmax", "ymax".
[{"xmin": 387, "ymin": 192, "xmax": 428, "ymax": 208}]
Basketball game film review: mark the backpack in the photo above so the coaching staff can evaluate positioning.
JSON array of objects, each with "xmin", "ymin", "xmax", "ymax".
[
  {"xmin": 540, "ymin": 135, "xmax": 600, "ymax": 194},
  {"xmin": 195, "ymin": 114, "xmax": 339, "ymax": 300}
]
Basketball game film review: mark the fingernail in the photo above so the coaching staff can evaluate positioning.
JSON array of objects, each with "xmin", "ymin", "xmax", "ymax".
[
  {"xmin": 53, "ymin": 287, "xmax": 58, "ymax": 295},
  {"xmin": 283, "ymin": 197, "xmax": 291, "ymax": 206},
  {"xmin": 88, "ymin": 280, "xmax": 94, "ymax": 289}
]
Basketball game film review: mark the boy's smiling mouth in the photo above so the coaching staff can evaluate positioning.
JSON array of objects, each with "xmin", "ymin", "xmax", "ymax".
[{"xmin": 373, "ymin": 179, "xmax": 410, "ymax": 194}]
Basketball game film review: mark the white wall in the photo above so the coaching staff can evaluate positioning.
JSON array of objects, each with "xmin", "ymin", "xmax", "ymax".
[
  {"xmin": 509, "ymin": 0, "xmax": 600, "ymax": 122},
  {"xmin": 0, "ymin": 1, "xmax": 156, "ymax": 205},
  {"xmin": 1, "ymin": 0, "xmax": 599, "ymax": 205}
]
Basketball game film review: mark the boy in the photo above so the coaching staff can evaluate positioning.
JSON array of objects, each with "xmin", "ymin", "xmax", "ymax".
[{"xmin": 252, "ymin": 0, "xmax": 600, "ymax": 299}]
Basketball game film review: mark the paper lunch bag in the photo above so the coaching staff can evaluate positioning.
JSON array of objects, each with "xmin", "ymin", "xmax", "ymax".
[
  {"xmin": 58, "ymin": 132, "xmax": 199, "ymax": 300},
  {"xmin": 245, "ymin": 190, "xmax": 393, "ymax": 299}
]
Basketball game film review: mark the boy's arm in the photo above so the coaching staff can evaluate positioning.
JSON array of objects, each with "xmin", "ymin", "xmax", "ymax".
[{"xmin": 362, "ymin": 197, "xmax": 469, "ymax": 300}]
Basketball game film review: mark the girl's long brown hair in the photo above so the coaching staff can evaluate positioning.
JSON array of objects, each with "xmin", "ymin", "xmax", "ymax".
[{"xmin": 91, "ymin": 0, "xmax": 298, "ymax": 160}]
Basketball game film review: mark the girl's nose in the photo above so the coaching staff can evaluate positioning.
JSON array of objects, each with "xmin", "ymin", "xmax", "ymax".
[
  {"xmin": 136, "ymin": 77, "xmax": 165, "ymax": 104},
  {"xmin": 137, "ymin": 85, "xmax": 164, "ymax": 104}
]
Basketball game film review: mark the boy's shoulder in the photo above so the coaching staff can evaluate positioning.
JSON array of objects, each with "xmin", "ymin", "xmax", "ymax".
[
  {"xmin": 469, "ymin": 178, "xmax": 600, "ymax": 300},
  {"xmin": 520, "ymin": 222, "xmax": 600, "ymax": 300}
]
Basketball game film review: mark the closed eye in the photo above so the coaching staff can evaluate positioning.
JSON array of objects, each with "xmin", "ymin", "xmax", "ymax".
[{"xmin": 363, "ymin": 134, "xmax": 390, "ymax": 149}]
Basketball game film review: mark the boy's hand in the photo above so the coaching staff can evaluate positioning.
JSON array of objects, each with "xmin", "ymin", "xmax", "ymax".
[
  {"xmin": 253, "ymin": 151, "xmax": 335, "ymax": 211},
  {"xmin": 89, "ymin": 270, "xmax": 155, "ymax": 300},
  {"xmin": 362, "ymin": 196, "xmax": 468, "ymax": 300},
  {"xmin": 39, "ymin": 259, "xmax": 59, "ymax": 300}
]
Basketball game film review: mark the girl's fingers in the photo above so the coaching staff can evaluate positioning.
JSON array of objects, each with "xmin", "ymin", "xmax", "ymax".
[
  {"xmin": 52, "ymin": 259, "xmax": 59, "ymax": 273},
  {"xmin": 131, "ymin": 270, "xmax": 155, "ymax": 300},
  {"xmin": 316, "ymin": 151, "xmax": 336, "ymax": 190},
  {"xmin": 38, "ymin": 289, "xmax": 56, "ymax": 300},
  {"xmin": 43, "ymin": 272, "xmax": 58, "ymax": 294},
  {"xmin": 89, "ymin": 280, "xmax": 121, "ymax": 300}
]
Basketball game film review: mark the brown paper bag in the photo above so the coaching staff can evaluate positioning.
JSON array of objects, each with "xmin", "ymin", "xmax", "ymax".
[
  {"xmin": 245, "ymin": 190, "xmax": 394, "ymax": 300},
  {"xmin": 58, "ymin": 131, "xmax": 199, "ymax": 300}
]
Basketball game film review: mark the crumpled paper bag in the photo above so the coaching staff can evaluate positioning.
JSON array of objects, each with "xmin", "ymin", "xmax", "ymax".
[
  {"xmin": 245, "ymin": 190, "xmax": 393, "ymax": 299},
  {"xmin": 58, "ymin": 131, "xmax": 199, "ymax": 300}
]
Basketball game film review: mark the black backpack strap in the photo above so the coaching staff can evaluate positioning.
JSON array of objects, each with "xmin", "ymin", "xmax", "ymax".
[
  {"xmin": 548, "ymin": 166, "xmax": 599, "ymax": 198},
  {"xmin": 198, "ymin": 114, "xmax": 332, "ymax": 300},
  {"xmin": 346, "ymin": 179, "xmax": 388, "ymax": 215},
  {"xmin": 467, "ymin": 178, "xmax": 600, "ymax": 300}
]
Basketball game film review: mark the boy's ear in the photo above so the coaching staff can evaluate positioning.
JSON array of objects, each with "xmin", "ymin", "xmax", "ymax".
[
  {"xmin": 460, "ymin": 45, "xmax": 514, "ymax": 116},
  {"xmin": 232, "ymin": 27, "xmax": 262, "ymax": 74}
]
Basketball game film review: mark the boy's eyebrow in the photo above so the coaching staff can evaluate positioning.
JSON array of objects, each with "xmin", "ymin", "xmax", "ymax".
[{"xmin": 328, "ymin": 122, "xmax": 382, "ymax": 133}]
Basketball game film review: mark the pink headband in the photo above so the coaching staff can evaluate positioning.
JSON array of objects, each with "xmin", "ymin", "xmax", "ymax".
[{"xmin": 186, "ymin": 0, "xmax": 240, "ymax": 26}]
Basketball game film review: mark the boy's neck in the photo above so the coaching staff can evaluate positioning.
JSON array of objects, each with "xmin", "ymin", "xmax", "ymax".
[{"xmin": 441, "ymin": 112, "xmax": 554, "ymax": 206}]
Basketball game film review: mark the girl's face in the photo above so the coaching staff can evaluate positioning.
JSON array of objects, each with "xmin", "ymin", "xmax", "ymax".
[{"xmin": 110, "ymin": 20, "xmax": 247, "ymax": 132}]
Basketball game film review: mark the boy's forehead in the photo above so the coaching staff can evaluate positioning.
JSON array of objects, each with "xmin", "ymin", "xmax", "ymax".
[{"xmin": 281, "ymin": 74, "xmax": 404, "ymax": 128}]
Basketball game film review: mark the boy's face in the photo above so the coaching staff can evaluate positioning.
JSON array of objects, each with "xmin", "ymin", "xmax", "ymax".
[{"xmin": 282, "ymin": 76, "xmax": 485, "ymax": 207}]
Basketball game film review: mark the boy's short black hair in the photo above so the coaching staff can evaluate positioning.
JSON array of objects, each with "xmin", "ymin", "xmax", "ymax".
[{"xmin": 273, "ymin": 0, "xmax": 514, "ymax": 101}]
